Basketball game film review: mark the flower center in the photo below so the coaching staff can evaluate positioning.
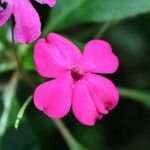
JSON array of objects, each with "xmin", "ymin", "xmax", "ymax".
[{"xmin": 71, "ymin": 67, "xmax": 84, "ymax": 81}]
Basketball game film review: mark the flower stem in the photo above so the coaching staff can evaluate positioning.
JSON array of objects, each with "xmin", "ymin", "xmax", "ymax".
[
  {"xmin": 10, "ymin": 17, "xmax": 21, "ymax": 75},
  {"xmin": 52, "ymin": 119, "xmax": 86, "ymax": 150},
  {"xmin": 14, "ymin": 95, "xmax": 33, "ymax": 129}
]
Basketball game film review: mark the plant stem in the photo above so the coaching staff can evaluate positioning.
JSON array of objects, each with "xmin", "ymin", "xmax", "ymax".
[
  {"xmin": 10, "ymin": 17, "xmax": 21, "ymax": 74},
  {"xmin": 52, "ymin": 119, "xmax": 86, "ymax": 150},
  {"xmin": 14, "ymin": 95, "xmax": 33, "ymax": 129},
  {"xmin": 95, "ymin": 23, "xmax": 111, "ymax": 38}
]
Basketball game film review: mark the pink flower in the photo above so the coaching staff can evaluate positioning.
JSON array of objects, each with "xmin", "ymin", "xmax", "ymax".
[
  {"xmin": 33, "ymin": 33, "xmax": 119, "ymax": 126},
  {"xmin": 0, "ymin": 0, "xmax": 56, "ymax": 44}
]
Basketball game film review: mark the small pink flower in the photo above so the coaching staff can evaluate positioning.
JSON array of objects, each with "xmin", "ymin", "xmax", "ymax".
[
  {"xmin": 0, "ymin": 0, "xmax": 56, "ymax": 44},
  {"xmin": 33, "ymin": 33, "xmax": 119, "ymax": 126}
]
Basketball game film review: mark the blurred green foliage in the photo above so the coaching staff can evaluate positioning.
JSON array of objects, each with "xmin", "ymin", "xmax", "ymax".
[
  {"xmin": 44, "ymin": 0, "xmax": 150, "ymax": 32},
  {"xmin": 0, "ymin": 0, "xmax": 150, "ymax": 150}
]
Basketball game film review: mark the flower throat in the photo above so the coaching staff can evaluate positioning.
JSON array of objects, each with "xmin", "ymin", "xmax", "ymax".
[{"xmin": 71, "ymin": 67, "xmax": 84, "ymax": 81}]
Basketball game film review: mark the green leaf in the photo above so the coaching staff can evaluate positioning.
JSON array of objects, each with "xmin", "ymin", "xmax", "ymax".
[
  {"xmin": 0, "ymin": 73, "xmax": 18, "ymax": 137},
  {"xmin": 119, "ymin": 87, "xmax": 150, "ymax": 107},
  {"xmin": 44, "ymin": 0, "xmax": 150, "ymax": 33}
]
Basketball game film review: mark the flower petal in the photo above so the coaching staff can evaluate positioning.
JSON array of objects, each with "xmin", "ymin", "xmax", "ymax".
[
  {"xmin": 86, "ymin": 74, "xmax": 119, "ymax": 114},
  {"xmin": 78, "ymin": 40, "xmax": 119, "ymax": 74},
  {"xmin": 0, "ymin": 2, "xmax": 13, "ymax": 27},
  {"xmin": 13, "ymin": 0, "xmax": 41, "ymax": 43},
  {"xmin": 34, "ymin": 38, "xmax": 66, "ymax": 78},
  {"xmin": 47, "ymin": 33, "xmax": 81, "ymax": 65},
  {"xmin": 34, "ymin": 73, "xmax": 72, "ymax": 119},
  {"xmin": 34, "ymin": 33, "xmax": 81, "ymax": 78},
  {"xmin": 72, "ymin": 79, "xmax": 102, "ymax": 126},
  {"xmin": 35, "ymin": 0, "xmax": 56, "ymax": 7}
]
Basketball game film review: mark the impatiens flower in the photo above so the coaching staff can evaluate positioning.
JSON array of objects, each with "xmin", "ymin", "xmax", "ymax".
[
  {"xmin": 0, "ymin": 0, "xmax": 56, "ymax": 44},
  {"xmin": 33, "ymin": 33, "xmax": 119, "ymax": 126}
]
